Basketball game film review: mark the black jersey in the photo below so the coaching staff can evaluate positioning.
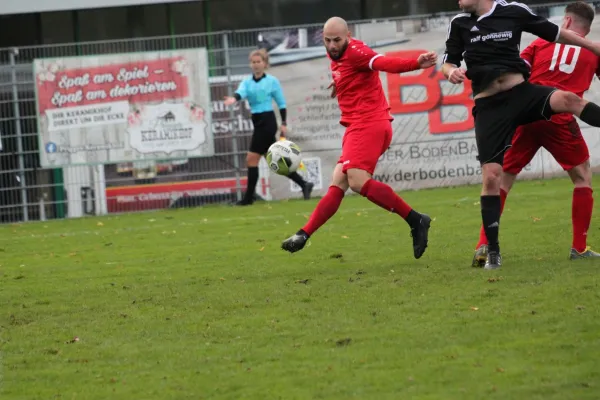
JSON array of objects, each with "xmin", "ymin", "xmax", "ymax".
[{"xmin": 443, "ymin": 0, "xmax": 560, "ymax": 95}]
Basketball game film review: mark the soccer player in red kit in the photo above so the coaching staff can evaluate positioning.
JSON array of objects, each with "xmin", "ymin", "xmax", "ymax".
[
  {"xmin": 282, "ymin": 17, "xmax": 437, "ymax": 258},
  {"xmin": 472, "ymin": 1, "xmax": 600, "ymax": 267}
]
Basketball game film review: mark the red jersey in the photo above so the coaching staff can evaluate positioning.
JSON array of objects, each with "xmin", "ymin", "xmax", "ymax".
[
  {"xmin": 521, "ymin": 37, "xmax": 600, "ymax": 125},
  {"xmin": 330, "ymin": 39, "xmax": 393, "ymax": 126}
]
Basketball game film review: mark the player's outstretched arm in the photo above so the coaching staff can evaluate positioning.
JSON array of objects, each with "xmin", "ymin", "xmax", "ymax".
[
  {"xmin": 557, "ymin": 29, "xmax": 600, "ymax": 56},
  {"xmin": 351, "ymin": 43, "xmax": 435, "ymax": 73},
  {"xmin": 518, "ymin": 5, "xmax": 600, "ymax": 56},
  {"xmin": 442, "ymin": 63, "xmax": 466, "ymax": 84},
  {"xmin": 370, "ymin": 54, "xmax": 424, "ymax": 73}
]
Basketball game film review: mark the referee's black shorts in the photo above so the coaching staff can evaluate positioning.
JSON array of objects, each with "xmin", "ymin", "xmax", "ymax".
[
  {"xmin": 473, "ymin": 81, "xmax": 557, "ymax": 165},
  {"xmin": 249, "ymin": 111, "xmax": 278, "ymax": 155}
]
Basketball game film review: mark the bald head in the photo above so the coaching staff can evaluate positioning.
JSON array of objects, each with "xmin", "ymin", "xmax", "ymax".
[
  {"xmin": 324, "ymin": 17, "xmax": 348, "ymax": 34},
  {"xmin": 323, "ymin": 16, "xmax": 350, "ymax": 60}
]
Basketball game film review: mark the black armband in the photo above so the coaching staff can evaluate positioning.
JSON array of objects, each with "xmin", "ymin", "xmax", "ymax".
[
  {"xmin": 234, "ymin": 93, "xmax": 242, "ymax": 101},
  {"xmin": 280, "ymin": 108, "xmax": 287, "ymax": 125}
]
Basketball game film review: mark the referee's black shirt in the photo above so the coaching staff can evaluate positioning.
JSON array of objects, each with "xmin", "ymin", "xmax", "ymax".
[{"xmin": 443, "ymin": 0, "xmax": 560, "ymax": 95}]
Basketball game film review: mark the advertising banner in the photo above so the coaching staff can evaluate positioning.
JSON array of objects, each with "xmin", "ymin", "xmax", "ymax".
[
  {"xmin": 58, "ymin": 17, "xmax": 600, "ymax": 216},
  {"xmin": 34, "ymin": 49, "xmax": 212, "ymax": 167},
  {"xmin": 106, "ymin": 178, "xmax": 247, "ymax": 213},
  {"xmin": 264, "ymin": 30, "xmax": 600, "ymax": 200},
  {"xmin": 102, "ymin": 75, "xmax": 275, "ymax": 213}
]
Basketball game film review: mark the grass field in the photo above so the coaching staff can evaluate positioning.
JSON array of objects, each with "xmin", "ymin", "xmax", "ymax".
[{"xmin": 1, "ymin": 177, "xmax": 600, "ymax": 399}]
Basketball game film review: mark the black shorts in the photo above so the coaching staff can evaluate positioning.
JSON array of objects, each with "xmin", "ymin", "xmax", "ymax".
[
  {"xmin": 472, "ymin": 82, "xmax": 557, "ymax": 165},
  {"xmin": 249, "ymin": 111, "xmax": 278, "ymax": 155}
]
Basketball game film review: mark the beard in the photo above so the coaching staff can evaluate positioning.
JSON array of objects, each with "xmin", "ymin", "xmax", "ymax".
[{"xmin": 327, "ymin": 40, "xmax": 349, "ymax": 60}]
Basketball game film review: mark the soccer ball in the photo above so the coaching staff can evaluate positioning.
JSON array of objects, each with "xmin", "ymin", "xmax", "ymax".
[{"xmin": 266, "ymin": 140, "xmax": 302, "ymax": 175}]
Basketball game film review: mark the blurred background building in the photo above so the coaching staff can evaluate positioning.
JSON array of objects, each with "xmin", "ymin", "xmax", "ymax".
[{"xmin": 0, "ymin": 0, "xmax": 569, "ymax": 48}]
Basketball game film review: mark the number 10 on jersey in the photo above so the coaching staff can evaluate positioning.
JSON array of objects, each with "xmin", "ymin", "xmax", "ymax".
[{"xmin": 549, "ymin": 43, "xmax": 581, "ymax": 74}]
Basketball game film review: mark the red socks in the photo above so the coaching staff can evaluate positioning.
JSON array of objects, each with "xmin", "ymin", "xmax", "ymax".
[
  {"xmin": 306, "ymin": 182, "xmax": 593, "ymax": 252},
  {"xmin": 476, "ymin": 188, "xmax": 507, "ymax": 248},
  {"xmin": 302, "ymin": 180, "xmax": 415, "ymax": 236},
  {"xmin": 359, "ymin": 178, "xmax": 412, "ymax": 219},
  {"xmin": 476, "ymin": 186, "xmax": 594, "ymax": 252},
  {"xmin": 302, "ymin": 186, "xmax": 345, "ymax": 236},
  {"xmin": 572, "ymin": 187, "xmax": 593, "ymax": 253}
]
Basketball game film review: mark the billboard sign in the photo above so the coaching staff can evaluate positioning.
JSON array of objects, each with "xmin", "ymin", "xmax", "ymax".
[{"xmin": 34, "ymin": 49, "xmax": 212, "ymax": 167}]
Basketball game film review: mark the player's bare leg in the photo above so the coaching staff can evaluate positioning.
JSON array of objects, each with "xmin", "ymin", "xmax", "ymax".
[
  {"xmin": 472, "ymin": 171, "xmax": 514, "ymax": 267},
  {"xmin": 281, "ymin": 164, "xmax": 348, "ymax": 253},
  {"xmin": 480, "ymin": 163, "xmax": 503, "ymax": 269},
  {"xmin": 346, "ymin": 168, "xmax": 431, "ymax": 259},
  {"xmin": 236, "ymin": 151, "xmax": 262, "ymax": 206},
  {"xmin": 567, "ymin": 160, "xmax": 599, "ymax": 260},
  {"xmin": 550, "ymin": 91, "xmax": 600, "ymax": 128}
]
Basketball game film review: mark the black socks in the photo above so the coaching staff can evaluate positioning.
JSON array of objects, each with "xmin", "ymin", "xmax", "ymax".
[
  {"xmin": 406, "ymin": 209, "xmax": 422, "ymax": 227},
  {"xmin": 579, "ymin": 102, "xmax": 600, "ymax": 127},
  {"xmin": 288, "ymin": 172, "xmax": 306, "ymax": 188},
  {"xmin": 481, "ymin": 195, "xmax": 501, "ymax": 253},
  {"xmin": 243, "ymin": 167, "xmax": 259, "ymax": 203}
]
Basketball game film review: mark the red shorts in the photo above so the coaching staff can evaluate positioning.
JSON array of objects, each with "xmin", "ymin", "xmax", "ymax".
[
  {"xmin": 337, "ymin": 120, "xmax": 393, "ymax": 175},
  {"xmin": 503, "ymin": 119, "xmax": 589, "ymax": 175}
]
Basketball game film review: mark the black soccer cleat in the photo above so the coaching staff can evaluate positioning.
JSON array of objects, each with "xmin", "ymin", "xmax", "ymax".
[
  {"xmin": 233, "ymin": 199, "xmax": 253, "ymax": 206},
  {"xmin": 302, "ymin": 182, "xmax": 314, "ymax": 200},
  {"xmin": 410, "ymin": 213, "xmax": 431, "ymax": 259},
  {"xmin": 281, "ymin": 231, "xmax": 310, "ymax": 253},
  {"xmin": 484, "ymin": 251, "xmax": 502, "ymax": 270}
]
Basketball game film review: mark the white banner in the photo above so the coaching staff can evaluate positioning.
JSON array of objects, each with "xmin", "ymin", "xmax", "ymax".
[
  {"xmin": 34, "ymin": 49, "xmax": 212, "ymax": 167},
  {"xmin": 45, "ymin": 101, "xmax": 130, "ymax": 132}
]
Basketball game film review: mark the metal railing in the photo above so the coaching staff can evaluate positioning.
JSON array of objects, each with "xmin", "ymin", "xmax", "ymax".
[{"xmin": 0, "ymin": 2, "xmax": 581, "ymax": 222}]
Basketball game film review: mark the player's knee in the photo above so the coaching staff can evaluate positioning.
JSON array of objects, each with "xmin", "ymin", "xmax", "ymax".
[
  {"xmin": 551, "ymin": 91, "xmax": 585, "ymax": 114},
  {"xmin": 482, "ymin": 164, "xmax": 502, "ymax": 192},
  {"xmin": 246, "ymin": 152, "xmax": 260, "ymax": 166},
  {"xmin": 500, "ymin": 172, "xmax": 517, "ymax": 192},
  {"xmin": 570, "ymin": 161, "xmax": 592, "ymax": 187},
  {"xmin": 347, "ymin": 170, "xmax": 369, "ymax": 193},
  {"xmin": 564, "ymin": 92, "xmax": 585, "ymax": 113},
  {"xmin": 331, "ymin": 176, "xmax": 349, "ymax": 192},
  {"xmin": 348, "ymin": 177, "xmax": 365, "ymax": 193},
  {"xmin": 331, "ymin": 164, "xmax": 348, "ymax": 189}
]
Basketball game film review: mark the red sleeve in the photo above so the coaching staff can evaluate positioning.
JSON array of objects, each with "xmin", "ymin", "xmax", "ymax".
[
  {"xmin": 371, "ymin": 56, "xmax": 421, "ymax": 74},
  {"xmin": 346, "ymin": 43, "xmax": 383, "ymax": 71},
  {"xmin": 596, "ymin": 56, "xmax": 600, "ymax": 78},
  {"xmin": 520, "ymin": 39, "xmax": 540, "ymax": 69},
  {"xmin": 347, "ymin": 43, "xmax": 420, "ymax": 73}
]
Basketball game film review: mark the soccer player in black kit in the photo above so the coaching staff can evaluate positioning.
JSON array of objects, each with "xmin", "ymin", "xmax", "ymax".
[{"xmin": 442, "ymin": 0, "xmax": 600, "ymax": 269}]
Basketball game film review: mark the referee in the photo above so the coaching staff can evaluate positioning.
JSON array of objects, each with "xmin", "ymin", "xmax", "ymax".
[
  {"xmin": 442, "ymin": 0, "xmax": 600, "ymax": 269},
  {"xmin": 224, "ymin": 49, "xmax": 313, "ymax": 206}
]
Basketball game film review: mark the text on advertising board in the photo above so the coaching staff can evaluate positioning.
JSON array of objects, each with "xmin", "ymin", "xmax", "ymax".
[{"xmin": 387, "ymin": 50, "xmax": 474, "ymax": 134}]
